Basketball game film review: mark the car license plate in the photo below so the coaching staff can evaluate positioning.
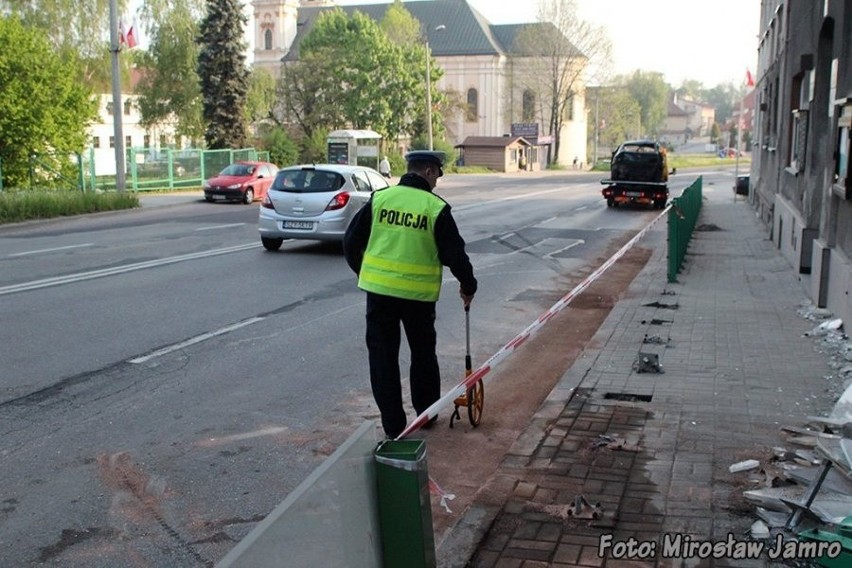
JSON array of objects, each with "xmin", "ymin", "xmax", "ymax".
[
  {"xmin": 625, "ymin": 191, "xmax": 642, "ymax": 197},
  {"xmin": 283, "ymin": 220, "xmax": 313, "ymax": 230},
  {"xmin": 212, "ymin": 194, "xmax": 227, "ymax": 200}
]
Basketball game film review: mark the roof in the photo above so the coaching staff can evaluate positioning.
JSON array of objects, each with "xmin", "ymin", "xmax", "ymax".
[
  {"xmin": 283, "ymin": 0, "xmax": 580, "ymax": 61},
  {"xmin": 327, "ymin": 129, "xmax": 382, "ymax": 139},
  {"xmin": 457, "ymin": 136, "xmax": 532, "ymax": 148},
  {"xmin": 667, "ymin": 100, "xmax": 690, "ymax": 117}
]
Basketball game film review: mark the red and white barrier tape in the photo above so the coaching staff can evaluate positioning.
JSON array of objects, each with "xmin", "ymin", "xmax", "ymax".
[{"xmin": 399, "ymin": 205, "xmax": 670, "ymax": 441}]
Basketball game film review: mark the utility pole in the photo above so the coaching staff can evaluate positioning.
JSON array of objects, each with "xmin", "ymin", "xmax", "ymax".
[
  {"xmin": 109, "ymin": 0, "xmax": 126, "ymax": 192},
  {"xmin": 593, "ymin": 90, "xmax": 599, "ymax": 168}
]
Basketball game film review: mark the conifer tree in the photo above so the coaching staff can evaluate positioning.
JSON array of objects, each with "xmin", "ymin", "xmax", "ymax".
[{"xmin": 197, "ymin": 0, "xmax": 249, "ymax": 149}]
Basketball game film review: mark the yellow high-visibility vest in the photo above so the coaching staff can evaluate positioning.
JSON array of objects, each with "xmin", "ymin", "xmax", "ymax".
[{"xmin": 358, "ymin": 186, "xmax": 445, "ymax": 301}]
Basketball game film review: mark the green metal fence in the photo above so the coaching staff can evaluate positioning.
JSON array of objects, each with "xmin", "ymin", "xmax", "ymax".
[
  {"xmin": 667, "ymin": 176, "xmax": 703, "ymax": 283},
  {"xmin": 2, "ymin": 147, "xmax": 270, "ymax": 193},
  {"xmin": 104, "ymin": 147, "xmax": 269, "ymax": 192}
]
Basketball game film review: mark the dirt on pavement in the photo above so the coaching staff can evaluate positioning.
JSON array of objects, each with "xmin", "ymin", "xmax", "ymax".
[{"xmin": 421, "ymin": 241, "xmax": 653, "ymax": 543}]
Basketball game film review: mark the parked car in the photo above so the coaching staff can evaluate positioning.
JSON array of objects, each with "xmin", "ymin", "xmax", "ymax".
[
  {"xmin": 258, "ymin": 164, "xmax": 390, "ymax": 251},
  {"xmin": 203, "ymin": 161, "xmax": 279, "ymax": 204}
]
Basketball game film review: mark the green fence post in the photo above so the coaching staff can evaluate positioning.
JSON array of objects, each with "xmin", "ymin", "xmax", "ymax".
[
  {"xmin": 77, "ymin": 153, "xmax": 84, "ymax": 191},
  {"xmin": 374, "ymin": 440, "xmax": 435, "ymax": 567}
]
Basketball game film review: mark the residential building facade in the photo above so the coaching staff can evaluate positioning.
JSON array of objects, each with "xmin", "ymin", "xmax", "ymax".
[
  {"xmin": 251, "ymin": 0, "xmax": 588, "ymax": 166},
  {"xmin": 751, "ymin": 0, "xmax": 852, "ymax": 322},
  {"xmin": 88, "ymin": 94, "xmax": 177, "ymax": 176}
]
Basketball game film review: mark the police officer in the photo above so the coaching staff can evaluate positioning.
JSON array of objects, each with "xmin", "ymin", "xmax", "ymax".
[{"xmin": 343, "ymin": 150, "xmax": 477, "ymax": 439}]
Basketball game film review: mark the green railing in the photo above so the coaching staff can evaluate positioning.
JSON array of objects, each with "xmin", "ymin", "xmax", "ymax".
[
  {"xmin": 127, "ymin": 147, "xmax": 270, "ymax": 192},
  {"xmin": 667, "ymin": 176, "xmax": 703, "ymax": 283},
  {"xmin": 1, "ymin": 147, "xmax": 271, "ymax": 192}
]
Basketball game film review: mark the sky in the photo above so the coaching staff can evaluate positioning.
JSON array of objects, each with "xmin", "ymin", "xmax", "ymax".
[{"xmin": 334, "ymin": 0, "xmax": 761, "ymax": 88}]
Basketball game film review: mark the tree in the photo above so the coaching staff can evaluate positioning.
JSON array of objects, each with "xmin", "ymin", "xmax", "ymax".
[
  {"xmin": 587, "ymin": 86, "xmax": 642, "ymax": 160},
  {"xmin": 0, "ymin": 16, "xmax": 97, "ymax": 188},
  {"xmin": 710, "ymin": 122, "xmax": 721, "ymax": 144},
  {"xmin": 245, "ymin": 68, "xmax": 277, "ymax": 127},
  {"xmin": 623, "ymin": 70, "xmax": 669, "ymax": 137},
  {"xmin": 136, "ymin": 1, "xmax": 205, "ymax": 145},
  {"xmin": 279, "ymin": 8, "xmax": 435, "ymax": 154},
  {"xmin": 197, "ymin": 0, "xmax": 249, "ymax": 149},
  {"xmin": 262, "ymin": 126, "xmax": 299, "ymax": 168},
  {"xmin": 0, "ymin": 0, "xmax": 124, "ymax": 59},
  {"xmin": 512, "ymin": 0, "xmax": 611, "ymax": 165},
  {"xmin": 703, "ymin": 83, "xmax": 739, "ymax": 126}
]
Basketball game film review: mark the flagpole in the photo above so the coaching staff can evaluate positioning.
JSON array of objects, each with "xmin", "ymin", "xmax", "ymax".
[{"xmin": 109, "ymin": 0, "xmax": 126, "ymax": 192}]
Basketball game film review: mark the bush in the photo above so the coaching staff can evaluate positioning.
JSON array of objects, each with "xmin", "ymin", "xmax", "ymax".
[
  {"xmin": 0, "ymin": 190, "xmax": 139, "ymax": 224},
  {"xmin": 263, "ymin": 126, "xmax": 300, "ymax": 168}
]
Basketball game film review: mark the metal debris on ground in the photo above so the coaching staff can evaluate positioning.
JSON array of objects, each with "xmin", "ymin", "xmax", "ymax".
[
  {"xmin": 632, "ymin": 352, "xmax": 663, "ymax": 373},
  {"xmin": 566, "ymin": 495, "xmax": 603, "ymax": 519},
  {"xmin": 593, "ymin": 434, "xmax": 641, "ymax": 452},
  {"xmin": 642, "ymin": 334, "xmax": 669, "ymax": 345},
  {"xmin": 729, "ymin": 459, "xmax": 761, "ymax": 473}
]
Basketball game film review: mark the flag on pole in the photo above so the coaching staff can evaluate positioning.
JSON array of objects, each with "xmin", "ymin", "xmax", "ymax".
[
  {"xmin": 746, "ymin": 68, "xmax": 755, "ymax": 88},
  {"xmin": 119, "ymin": 19, "xmax": 127, "ymax": 47},
  {"xmin": 126, "ymin": 19, "xmax": 138, "ymax": 49}
]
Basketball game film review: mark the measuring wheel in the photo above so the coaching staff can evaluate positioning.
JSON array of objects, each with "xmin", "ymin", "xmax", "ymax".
[
  {"xmin": 450, "ymin": 305, "xmax": 484, "ymax": 428},
  {"xmin": 449, "ymin": 381, "xmax": 484, "ymax": 428}
]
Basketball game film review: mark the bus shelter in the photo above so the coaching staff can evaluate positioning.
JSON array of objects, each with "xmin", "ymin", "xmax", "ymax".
[{"xmin": 327, "ymin": 130, "xmax": 382, "ymax": 169}]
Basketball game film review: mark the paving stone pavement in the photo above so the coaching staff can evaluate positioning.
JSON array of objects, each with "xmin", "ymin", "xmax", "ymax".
[{"xmin": 437, "ymin": 182, "xmax": 844, "ymax": 567}]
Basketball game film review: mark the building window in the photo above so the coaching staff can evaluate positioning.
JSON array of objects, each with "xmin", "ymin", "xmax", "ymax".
[
  {"xmin": 522, "ymin": 90, "xmax": 535, "ymax": 122},
  {"xmin": 264, "ymin": 29, "xmax": 273, "ymax": 50},
  {"xmin": 159, "ymin": 135, "xmax": 168, "ymax": 148},
  {"xmin": 125, "ymin": 135, "xmax": 132, "ymax": 149},
  {"xmin": 92, "ymin": 136, "xmax": 100, "ymax": 149},
  {"xmin": 790, "ymin": 110, "xmax": 808, "ymax": 172},
  {"xmin": 109, "ymin": 136, "xmax": 115, "ymax": 148},
  {"xmin": 144, "ymin": 135, "xmax": 150, "ymax": 147},
  {"xmin": 124, "ymin": 100, "xmax": 132, "ymax": 115},
  {"xmin": 466, "ymin": 88, "xmax": 478, "ymax": 122},
  {"xmin": 833, "ymin": 103, "xmax": 851, "ymax": 199},
  {"xmin": 106, "ymin": 101, "xmax": 115, "ymax": 115}
]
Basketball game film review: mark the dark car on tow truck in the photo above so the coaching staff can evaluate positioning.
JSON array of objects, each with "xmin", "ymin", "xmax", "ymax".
[{"xmin": 600, "ymin": 140, "xmax": 674, "ymax": 209}]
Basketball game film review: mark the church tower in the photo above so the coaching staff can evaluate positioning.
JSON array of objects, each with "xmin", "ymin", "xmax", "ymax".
[{"xmin": 252, "ymin": 0, "xmax": 338, "ymax": 78}]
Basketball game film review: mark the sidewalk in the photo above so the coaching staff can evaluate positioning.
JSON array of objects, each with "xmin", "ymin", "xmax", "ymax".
[{"xmin": 438, "ymin": 184, "xmax": 843, "ymax": 567}]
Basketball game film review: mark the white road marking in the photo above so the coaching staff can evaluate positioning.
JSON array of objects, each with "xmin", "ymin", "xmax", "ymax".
[
  {"xmin": 128, "ymin": 317, "xmax": 266, "ymax": 364},
  {"xmin": 8, "ymin": 243, "xmax": 94, "ymax": 257},
  {"xmin": 0, "ymin": 243, "xmax": 260, "ymax": 296},
  {"xmin": 544, "ymin": 239, "xmax": 585, "ymax": 259},
  {"xmin": 194, "ymin": 223, "xmax": 246, "ymax": 231}
]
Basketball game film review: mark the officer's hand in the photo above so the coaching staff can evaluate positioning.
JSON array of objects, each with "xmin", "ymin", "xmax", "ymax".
[{"xmin": 459, "ymin": 289, "xmax": 474, "ymax": 308}]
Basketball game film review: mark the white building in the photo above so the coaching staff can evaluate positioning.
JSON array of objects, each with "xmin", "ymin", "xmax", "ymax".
[
  {"xmin": 88, "ymin": 93, "xmax": 179, "ymax": 176},
  {"xmin": 251, "ymin": 0, "xmax": 588, "ymax": 166}
]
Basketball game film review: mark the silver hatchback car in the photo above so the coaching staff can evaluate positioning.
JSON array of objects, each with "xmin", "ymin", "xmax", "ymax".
[{"xmin": 258, "ymin": 164, "xmax": 390, "ymax": 251}]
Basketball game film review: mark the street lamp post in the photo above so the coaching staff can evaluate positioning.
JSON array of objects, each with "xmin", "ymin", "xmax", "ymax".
[{"xmin": 425, "ymin": 25, "xmax": 445, "ymax": 151}]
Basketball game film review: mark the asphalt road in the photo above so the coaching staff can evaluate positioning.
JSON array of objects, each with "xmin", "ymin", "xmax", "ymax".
[{"xmin": 0, "ymin": 170, "xmax": 715, "ymax": 566}]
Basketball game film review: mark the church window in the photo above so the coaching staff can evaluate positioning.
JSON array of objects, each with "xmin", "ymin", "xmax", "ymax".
[
  {"xmin": 264, "ymin": 29, "xmax": 273, "ymax": 50},
  {"xmin": 466, "ymin": 88, "xmax": 478, "ymax": 122},
  {"xmin": 522, "ymin": 90, "xmax": 535, "ymax": 122}
]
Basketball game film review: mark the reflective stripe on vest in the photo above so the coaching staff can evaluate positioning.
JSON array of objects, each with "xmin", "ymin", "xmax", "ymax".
[{"xmin": 358, "ymin": 186, "xmax": 445, "ymax": 302}]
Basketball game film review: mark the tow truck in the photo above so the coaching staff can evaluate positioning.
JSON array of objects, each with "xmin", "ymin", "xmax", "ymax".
[{"xmin": 600, "ymin": 140, "xmax": 674, "ymax": 209}]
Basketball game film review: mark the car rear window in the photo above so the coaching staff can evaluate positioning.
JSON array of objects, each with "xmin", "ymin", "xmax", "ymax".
[{"xmin": 272, "ymin": 169, "xmax": 345, "ymax": 193}]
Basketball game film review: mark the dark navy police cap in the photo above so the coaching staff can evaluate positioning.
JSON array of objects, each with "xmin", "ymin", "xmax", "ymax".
[{"xmin": 405, "ymin": 151, "xmax": 445, "ymax": 176}]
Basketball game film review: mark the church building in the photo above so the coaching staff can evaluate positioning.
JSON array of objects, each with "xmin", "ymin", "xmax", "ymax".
[{"xmin": 250, "ymin": 0, "xmax": 588, "ymax": 167}]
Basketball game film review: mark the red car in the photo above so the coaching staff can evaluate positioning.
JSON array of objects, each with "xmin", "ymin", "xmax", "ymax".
[{"xmin": 203, "ymin": 161, "xmax": 279, "ymax": 204}]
